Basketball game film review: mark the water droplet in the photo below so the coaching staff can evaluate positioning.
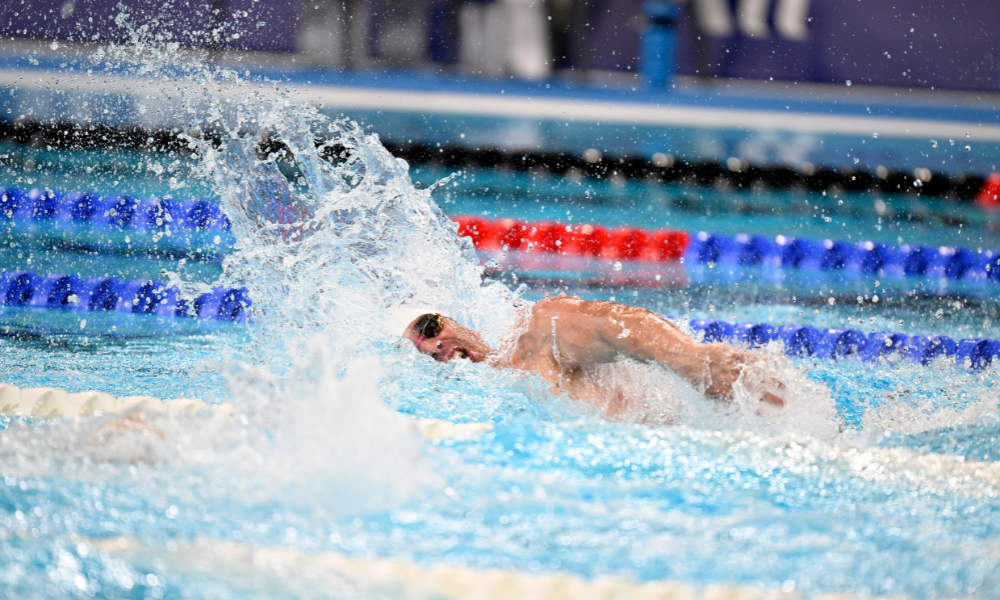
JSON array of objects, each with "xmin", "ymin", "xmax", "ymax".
[
  {"xmin": 930, "ymin": 140, "xmax": 938, "ymax": 148},
  {"xmin": 613, "ymin": 261, "xmax": 623, "ymax": 271},
  {"xmin": 846, "ymin": 80, "xmax": 852, "ymax": 86},
  {"xmin": 872, "ymin": 133, "xmax": 879, "ymax": 139},
  {"xmin": 965, "ymin": 145, "xmax": 972, "ymax": 151}
]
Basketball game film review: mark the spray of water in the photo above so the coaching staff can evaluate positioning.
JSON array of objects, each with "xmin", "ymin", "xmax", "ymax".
[
  {"xmin": 17, "ymin": 4, "xmax": 990, "ymax": 452},
  {"xmin": 5, "ymin": 14, "xmax": 1000, "ymax": 598}
]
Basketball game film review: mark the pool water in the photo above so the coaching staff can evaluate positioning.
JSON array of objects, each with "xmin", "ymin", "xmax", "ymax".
[
  {"xmin": 2, "ymin": 36, "xmax": 1000, "ymax": 600},
  {"xmin": 2, "ymin": 335, "xmax": 999, "ymax": 599}
]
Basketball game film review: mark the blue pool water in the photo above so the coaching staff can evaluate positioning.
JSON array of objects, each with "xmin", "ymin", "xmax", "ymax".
[{"xmin": 2, "ymin": 37, "xmax": 1000, "ymax": 600}]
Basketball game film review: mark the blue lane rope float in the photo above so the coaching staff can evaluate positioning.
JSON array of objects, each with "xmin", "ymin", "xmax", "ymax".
[
  {"xmin": 685, "ymin": 231, "xmax": 1000, "ymax": 283},
  {"xmin": 0, "ymin": 271, "xmax": 251, "ymax": 323},
  {"xmin": 687, "ymin": 318, "xmax": 1000, "ymax": 371},
  {"xmin": 3, "ymin": 267, "xmax": 993, "ymax": 370},
  {"xmin": 1, "ymin": 186, "xmax": 232, "ymax": 233}
]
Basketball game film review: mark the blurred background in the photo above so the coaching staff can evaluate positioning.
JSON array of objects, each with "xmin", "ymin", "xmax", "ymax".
[
  {"xmin": 2, "ymin": 0, "xmax": 1000, "ymax": 318},
  {"xmin": 3, "ymin": 0, "xmax": 998, "ymax": 89},
  {"xmin": 1, "ymin": 0, "xmax": 998, "ymax": 217},
  {"xmin": 2, "ymin": 0, "xmax": 999, "ymax": 177}
]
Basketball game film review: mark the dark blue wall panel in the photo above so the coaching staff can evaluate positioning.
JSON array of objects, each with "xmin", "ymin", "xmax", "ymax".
[
  {"xmin": 675, "ymin": 0, "xmax": 1000, "ymax": 91},
  {"xmin": 0, "ymin": 0, "xmax": 299, "ymax": 53}
]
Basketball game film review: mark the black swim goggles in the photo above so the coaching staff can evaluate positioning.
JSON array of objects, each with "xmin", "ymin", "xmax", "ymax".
[{"xmin": 413, "ymin": 313, "xmax": 444, "ymax": 347}]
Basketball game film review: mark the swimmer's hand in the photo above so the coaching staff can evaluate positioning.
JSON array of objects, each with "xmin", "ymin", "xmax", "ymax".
[{"xmin": 698, "ymin": 344, "xmax": 787, "ymax": 410}]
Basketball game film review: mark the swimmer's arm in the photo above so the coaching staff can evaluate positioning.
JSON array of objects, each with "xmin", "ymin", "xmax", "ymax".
[
  {"xmin": 541, "ymin": 298, "xmax": 709, "ymax": 378},
  {"xmin": 538, "ymin": 297, "xmax": 753, "ymax": 399},
  {"xmin": 590, "ymin": 304, "xmax": 719, "ymax": 383},
  {"xmin": 590, "ymin": 304, "xmax": 785, "ymax": 407}
]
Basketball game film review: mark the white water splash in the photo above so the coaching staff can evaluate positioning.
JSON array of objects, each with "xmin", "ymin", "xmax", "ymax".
[{"xmin": 0, "ymin": 344, "xmax": 427, "ymax": 516}]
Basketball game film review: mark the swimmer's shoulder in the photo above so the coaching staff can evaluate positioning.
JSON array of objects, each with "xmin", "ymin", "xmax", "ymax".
[
  {"xmin": 534, "ymin": 294, "xmax": 619, "ymax": 316},
  {"xmin": 532, "ymin": 293, "xmax": 587, "ymax": 316},
  {"xmin": 530, "ymin": 295, "xmax": 618, "ymax": 332}
]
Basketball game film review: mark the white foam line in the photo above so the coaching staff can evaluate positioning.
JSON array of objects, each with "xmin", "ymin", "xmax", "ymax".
[
  {"xmin": 4, "ymin": 67, "xmax": 1000, "ymax": 142},
  {"xmin": 294, "ymin": 85, "xmax": 1000, "ymax": 142},
  {"xmin": 94, "ymin": 535, "xmax": 925, "ymax": 600},
  {"xmin": 0, "ymin": 382, "xmax": 490, "ymax": 440}
]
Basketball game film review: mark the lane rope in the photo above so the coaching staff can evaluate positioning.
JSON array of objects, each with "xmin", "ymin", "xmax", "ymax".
[
  {"xmin": 5, "ymin": 183, "xmax": 997, "ymax": 285},
  {"xmin": 0, "ymin": 270, "xmax": 251, "ymax": 322},
  {"xmin": 683, "ymin": 318, "xmax": 999, "ymax": 371},
  {"xmin": 453, "ymin": 216, "xmax": 1000, "ymax": 284},
  {"xmin": 2, "ymin": 268, "xmax": 993, "ymax": 371},
  {"xmin": 0, "ymin": 382, "xmax": 492, "ymax": 441},
  {"xmin": 93, "ymin": 534, "xmax": 943, "ymax": 600},
  {"xmin": 2, "ymin": 117, "xmax": 994, "ymax": 200}
]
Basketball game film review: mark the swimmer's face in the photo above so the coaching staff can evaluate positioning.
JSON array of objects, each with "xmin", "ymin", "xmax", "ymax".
[{"xmin": 402, "ymin": 314, "xmax": 488, "ymax": 363}]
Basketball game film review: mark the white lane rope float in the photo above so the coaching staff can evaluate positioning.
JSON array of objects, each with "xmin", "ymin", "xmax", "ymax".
[{"xmin": 0, "ymin": 382, "xmax": 491, "ymax": 440}]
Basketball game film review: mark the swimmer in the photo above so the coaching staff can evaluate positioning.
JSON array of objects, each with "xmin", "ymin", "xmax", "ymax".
[{"xmin": 402, "ymin": 295, "xmax": 787, "ymax": 419}]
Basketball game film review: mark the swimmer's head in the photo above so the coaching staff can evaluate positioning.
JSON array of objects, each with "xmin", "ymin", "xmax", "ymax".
[{"xmin": 402, "ymin": 313, "xmax": 491, "ymax": 363}]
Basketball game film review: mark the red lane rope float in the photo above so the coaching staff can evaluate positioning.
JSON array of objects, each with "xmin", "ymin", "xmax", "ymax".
[
  {"xmin": 977, "ymin": 173, "xmax": 1000, "ymax": 209},
  {"xmin": 454, "ymin": 216, "xmax": 690, "ymax": 263}
]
